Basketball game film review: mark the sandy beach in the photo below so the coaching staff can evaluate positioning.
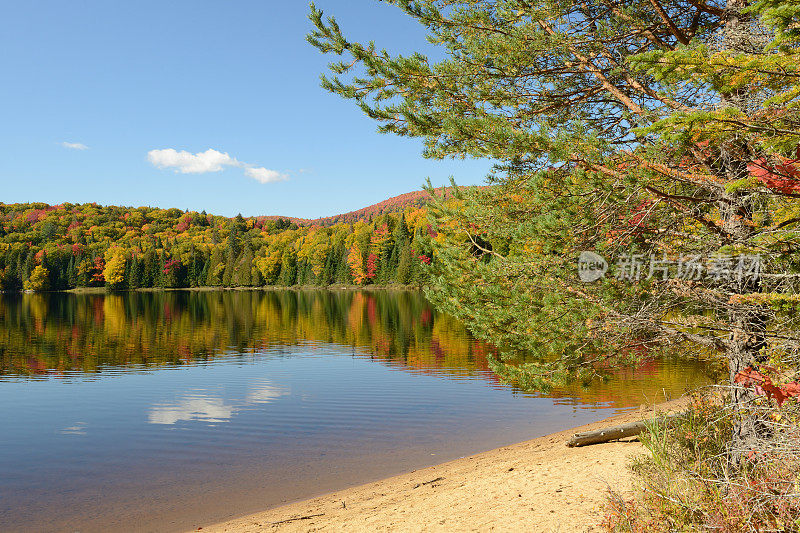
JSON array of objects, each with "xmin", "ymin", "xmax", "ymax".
[{"xmin": 198, "ymin": 399, "xmax": 686, "ymax": 533}]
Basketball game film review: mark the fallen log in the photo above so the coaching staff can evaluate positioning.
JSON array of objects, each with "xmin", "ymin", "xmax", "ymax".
[{"xmin": 567, "ymin": 412, "xmax": 682, "ymax": 447}]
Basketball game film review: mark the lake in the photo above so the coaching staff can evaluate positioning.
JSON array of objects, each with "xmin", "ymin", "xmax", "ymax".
[{"xmin": 0, "ymin": 289, "xmax": 712, "ymax": 532}]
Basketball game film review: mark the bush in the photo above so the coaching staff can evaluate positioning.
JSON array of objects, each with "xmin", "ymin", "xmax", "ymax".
[{"xmin": 602, "ymin": 390, "xmax": 800, "ymax": 532}]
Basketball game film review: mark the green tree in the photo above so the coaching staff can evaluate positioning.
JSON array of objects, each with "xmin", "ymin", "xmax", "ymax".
[
  {"xmin": 309, "ymin": 0, "xmax": 800, "ymax": 458},
  {"xmin": 128, "ymin": 254, "xmax": 141, "ymax": 290},
  {"xmin": 206, "ymin": 247, "xmax": 225, "ymax": 286},
  {"xmin": 66, "ymin": 255, "xmax": 78, "ymax": 288},
  {"xmin": 232, "ymin": 246, "xmax": 254, "ymax": 286},
  {"xmin": 277, "ymin": 250, "xmax": 298, "ymax": 286}
]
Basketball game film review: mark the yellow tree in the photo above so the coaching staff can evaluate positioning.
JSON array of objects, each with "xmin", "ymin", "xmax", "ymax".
[
  {"xmin": 347, "ymin": 244, "xmax": 366, "ymax": 284},
  {"xmin": 24, "ymin": 265, "xmax": 49, "ymax": 292},
  {"xmin": 102, "ymin": 248, "xmax": 127, "ymax": 290},
  {"xmin": 296, "ymin": 228, "xmax": 332, "ymax": 277}
]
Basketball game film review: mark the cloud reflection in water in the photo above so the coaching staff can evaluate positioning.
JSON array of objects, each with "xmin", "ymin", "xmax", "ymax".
[{"xmin": 148, "ymin": 382, "xmax": 288, "ymax": 425}]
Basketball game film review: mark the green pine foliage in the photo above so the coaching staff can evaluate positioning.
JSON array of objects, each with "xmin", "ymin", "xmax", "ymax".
[{"xmin": 307, "ymin": 0, "xmax": 800, "ymax": 464}]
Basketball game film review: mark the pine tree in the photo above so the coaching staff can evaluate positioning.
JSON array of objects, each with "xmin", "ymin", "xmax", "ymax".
[
  {"xmin": 251, "ymin": 261, "xmax": 264, "ymax": 286},
  {"xmin": 278, "ymin": 251, "xmax": 297, "ymax": 286},
  {"xmin": 222, "ymin": 251, "xmax": 235, "ymax": 286},
  {"xmin": 309, "ymin": 0, "xmax": 800, "ymax": 458},
  {"xmin": 395, "ymin": 242, "xmax": 412, "ymax": 286},
  {"xmin": 233, "ymin": 246, "xmax": 254, "ymax": 286},
  {"xmin": 206, "ymin": 247, "xmax": 225, "ymax": 287},
  {"xmin": 66, "ymin": 255, "xmax": 77, "ymax": 289},
  {"xmin": 155, "ymin": 250, "xmax": 166, "ymax": 288},
  {"xmin": 128, "ymin": 255, "xmax": 141, "ymax": 290},
  {"xmin": 334, "ymin": 245, "xmax": 351, "ymax": 284},
  {"xmin": 142, "ymin": 251, "xmax": 154, "ymax": 288},
  {"xmin": 21, "ymin": 249, "xmax": 34, "ymax": 285},
  {"xmin": 322, "ymin": 246, "xmax": 337, "ymax": 285},
  {"xmin": 187, "ymin": 246, "xmax": 199, "ymax": 287}
]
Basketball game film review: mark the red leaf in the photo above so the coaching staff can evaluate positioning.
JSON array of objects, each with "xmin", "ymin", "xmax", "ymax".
[{"xmin": 749, "ymin": 157, "xmax": 800, "ymax": 194}]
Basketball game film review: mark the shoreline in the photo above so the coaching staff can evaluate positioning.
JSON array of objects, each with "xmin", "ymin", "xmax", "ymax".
[
  {"xmin": 196, "ymin": 397, "xmax": 688, "ymax": 533},
  {"xmin": 0, "ymin": 284, "xmax": 424, "ymax": 295}
]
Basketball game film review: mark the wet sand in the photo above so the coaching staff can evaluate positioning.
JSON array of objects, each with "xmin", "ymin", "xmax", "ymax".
[{"xmin": 197, "ymin": 398, "xmax": 686, "ymax": 533}]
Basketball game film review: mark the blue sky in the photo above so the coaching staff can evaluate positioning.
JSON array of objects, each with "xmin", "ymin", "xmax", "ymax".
[{"xmin": 0, "ymin": 1, "xmax": 491, "ymax": 218}]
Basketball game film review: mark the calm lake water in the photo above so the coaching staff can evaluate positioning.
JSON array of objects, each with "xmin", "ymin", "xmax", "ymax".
[{"xmin": 0, "ymin": 290, "xmax": 712, "ymax": 532}]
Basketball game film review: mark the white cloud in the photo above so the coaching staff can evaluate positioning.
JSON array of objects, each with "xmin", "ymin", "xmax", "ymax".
[
  {"xmin": 244, "ymin": 167, "xmax": 288, "ymax": 183},
  {"xmin": 61, "ymin": 142, "xmax": 89, "ymax": 150},
  {"xmin": 147, "ymin": 148, "xmax": 239, "ymax": 174},
  {"xmin": 148, "ymin": 147, "xmax": 288, "ymax": 183}
]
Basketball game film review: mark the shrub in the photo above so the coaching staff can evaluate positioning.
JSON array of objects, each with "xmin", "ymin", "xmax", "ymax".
[{"xmin": 602, "ymin": 390, "xmax": 800, "ymax": 532}]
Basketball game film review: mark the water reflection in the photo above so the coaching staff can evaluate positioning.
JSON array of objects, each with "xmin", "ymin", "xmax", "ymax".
[
  {"xmin": 149, "ymin": 394, "xmax": 235, "ymax": 425},
  {"xmin": 246, "ymin": 383, "xmax": 289, "ymax": 404},
  {"xmin": 0, "ymin": 289, "xmax": 716, "ymax": 532},
  {"xmin": 0, "ymin": 289, "xmax": 713, "ymax": 409},
  {"xmin": 59, "ymin": 422, "xmax": 88, "ymax": 435},
  {"xmin": 0, "ymin": 290, "xmax": 487, "ymax": 374},
  {"xmin": 148, "ymin": 383, "xmax": 288, "ymax": 425}
]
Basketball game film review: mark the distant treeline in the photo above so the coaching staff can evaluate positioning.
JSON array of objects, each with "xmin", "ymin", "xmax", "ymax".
[{"xmin": 0, "ymin": 202, "xmax": 435, "ymax": 291}]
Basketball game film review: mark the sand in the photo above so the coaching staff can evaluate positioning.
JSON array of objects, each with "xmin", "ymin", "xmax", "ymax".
[{"xmin": 197, "ymin": 399, "xmax": 686, "ymax": 533}]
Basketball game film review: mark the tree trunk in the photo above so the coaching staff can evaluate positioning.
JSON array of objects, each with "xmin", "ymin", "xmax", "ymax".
[
  {"xmin": 719, "ymin": 0, "xmax": 771, "ymax": 467},
  {"xmin": 727, "ymin": 310, "xmax": 769, "ymax": 465}
]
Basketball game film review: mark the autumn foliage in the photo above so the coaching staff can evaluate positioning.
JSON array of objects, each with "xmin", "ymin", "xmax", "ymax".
[
  {"xmin": 747, "ymin": 156, "xmax": 800, "ymax": 195},
  {"xmin": 734, "ymin": 366, "xmax": 800, "ymax": 407},
  {"xmin": 0, "ymin": 197, "xmax": 435, "ymax": 291}
]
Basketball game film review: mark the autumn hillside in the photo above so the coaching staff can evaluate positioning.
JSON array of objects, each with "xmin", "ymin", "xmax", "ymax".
[{"xmin": 0, "ymin": 188, "xmax": 455, "ymax": 292}]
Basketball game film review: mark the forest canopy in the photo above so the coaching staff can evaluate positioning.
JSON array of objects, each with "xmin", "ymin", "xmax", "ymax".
[{"xmin": 0, "ymin": 200, "xmax": 435, "ymax": 292}]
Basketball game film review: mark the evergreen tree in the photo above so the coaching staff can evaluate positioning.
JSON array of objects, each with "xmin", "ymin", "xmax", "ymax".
[
  {"xmin": 187, "ymin": 246, "xmax": 201, "ymax": 287},
  {"xmin": 334, "ymin": 245, "xmax": 351, "ymax": 284},
  {"xmin": 66, "ymin": 255, "xmax": 77, "ymax": 289},
  {"xmin": 322, "ymin": 246, "xmax": 337, "ymax": 285},
  {"xmin": 309, "ymin": 0, "xmax": 800, "ymax": 458},
  {"xmin": 154, "ymin": 250, "xmax": 166, "ymax": 288},
  {"xmin": 206, "ymin": 247, "xmax": 225, "ymax": 286},
  {"xmin": 222, "ymin": 251, "xmax": 235, "ymax": 286},
  {"xmin": 142, "ymin": 252, "xmax": 154, "ymax": 288},
  {"xmin": 128, "ymin": 255, "xmax": 141, "ymax": 290},
  {"xmin": 232, "ymin": 246, "xmax": 254, "ymax": 286},
  {"xmin": 22, "ymin": 250, "xmax": 34, "ymax": 285},
  {"xmin": 395, "ymin": 242, "xmax": 412, "ymax": 286},
  {"xmin": 277, "ymin": 251, "xmax": 297, "ymax": 286},
  {"xmin": 251, "ymin": 261, "xmax": 264, "ymax": 286}
]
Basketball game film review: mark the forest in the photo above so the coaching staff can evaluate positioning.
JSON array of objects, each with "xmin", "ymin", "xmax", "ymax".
[{"xmin": 0, "ymin": 198, "xmax": 435, "ymax": 292}]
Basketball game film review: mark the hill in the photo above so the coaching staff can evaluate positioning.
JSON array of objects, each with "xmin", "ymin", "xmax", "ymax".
[
  {"xmin": 260, "ymin": 187, "xmax": 457, "ymax": 227},
  {"xmin": 0, "ymin": 188, "xmax": 443, "ymax": 292}
]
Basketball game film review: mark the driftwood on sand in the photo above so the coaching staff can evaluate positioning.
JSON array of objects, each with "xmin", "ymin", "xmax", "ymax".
[{"xmin": 567, "ymin": 412, "xmax": 683, "ymax": 447}]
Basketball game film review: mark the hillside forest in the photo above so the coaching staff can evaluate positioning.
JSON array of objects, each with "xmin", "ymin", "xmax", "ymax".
[{"xmin": 0, "ymin": 193, "xmax": 438, "ymax": 292}]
